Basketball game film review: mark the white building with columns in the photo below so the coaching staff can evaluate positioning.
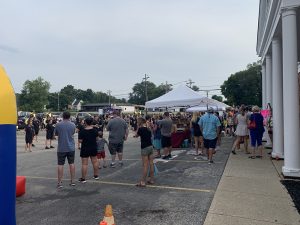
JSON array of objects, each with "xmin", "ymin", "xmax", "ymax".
[{"xmin": 257, "ymin": 0, "xmax": 300, "ymax": 177}]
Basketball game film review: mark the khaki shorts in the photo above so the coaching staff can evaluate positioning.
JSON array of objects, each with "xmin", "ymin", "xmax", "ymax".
[{"xmin": 141, "ymin": 146, "xmax": 153, "ymax": 156}]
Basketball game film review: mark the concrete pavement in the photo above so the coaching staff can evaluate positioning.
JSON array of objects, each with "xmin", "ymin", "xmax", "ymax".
[
  {"xmin": 16, "ymin": 129, "xmax": 300, "ymax": 224},
  {"xmin": 16, "ymin": 130, "xmax": 231, "ymax": 225},
  {"xmin": 204, "ymin": 147, "xmax": 300, "ymax": 225}
]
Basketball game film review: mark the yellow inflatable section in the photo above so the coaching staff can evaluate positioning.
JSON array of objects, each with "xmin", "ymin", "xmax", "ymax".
[{"xmin": 0, "ymin": 65, "xmax": 17, "ymax": 124}]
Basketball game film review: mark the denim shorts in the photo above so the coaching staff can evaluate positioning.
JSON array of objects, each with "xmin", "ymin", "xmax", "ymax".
[
  {"xmin": 57, "ymin": 151, "xmax": 75, "ymax": 165},
  {"xmin": 141, "ymin": 146, "xmax": 153, "ymax": 156},
  {"xmin": 203, "ymin": 138, "xmax": 218, "ymax": 149},
  {"xmin": 109, "ymin": 142, "xmax": 124, "ymax": 155}
]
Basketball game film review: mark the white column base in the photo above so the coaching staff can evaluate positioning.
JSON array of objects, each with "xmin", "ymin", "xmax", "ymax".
[
  {"xmin": 271, "ymin": 152, "xmax": 284, "ymax": 159},
  {"xmin": 282, "ymin": 166, "xmax": 300, "ymax": 178}
]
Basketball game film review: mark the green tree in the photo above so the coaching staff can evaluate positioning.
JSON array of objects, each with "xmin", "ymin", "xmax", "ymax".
[
  {"xmin": 212, "ymin": 95, "xmax": 223, "ymax": 102},
  {"xmin": 221, "ymin": 62, "xmax": 262, "ymax": 106},
  {"xmin": 18, "ymin": 77, "xmax": 50, "ymax": 112},
  {"xmin": 47, "ymin": 92, "xmax": 59, "ymax": 111},
  {"xmin": 128, "ymin": 81, "xmax": 158, "ymax": 105}
]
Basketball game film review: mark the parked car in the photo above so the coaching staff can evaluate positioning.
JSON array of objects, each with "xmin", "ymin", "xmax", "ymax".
[
  {"xmin": 17, "ymin": 111, "xmax": 31, "ymax": 129},
  {"xmin": 75, "ymin": 112, "xmax": 92, "ymax": 120}
]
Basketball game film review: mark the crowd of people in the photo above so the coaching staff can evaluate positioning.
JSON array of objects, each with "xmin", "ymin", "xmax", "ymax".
[{"xmin": 22, "ymin": 105, "xmax": 269, "ymax": 188}]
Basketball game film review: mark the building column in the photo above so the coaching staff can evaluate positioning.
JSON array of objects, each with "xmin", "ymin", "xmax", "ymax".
[
  {"xmin": 282, "ymin": 8, "xmax": 300, "ymax": 177},
  {"xmin": 265, "ymin": 55, "xmax": 272, "ymax": 106},
  {"xmin": 271, "ymin": 38, "xmax": 284, "ymax": 159},
  {"xmin": 262, "ymin": 63, "xmax": 266, "ymax": 109}
]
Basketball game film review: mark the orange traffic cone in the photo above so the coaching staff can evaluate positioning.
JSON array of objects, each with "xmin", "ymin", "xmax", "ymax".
[{"xmin": 102, "ymin": 205, "xmax": 115, "ymax": 225}]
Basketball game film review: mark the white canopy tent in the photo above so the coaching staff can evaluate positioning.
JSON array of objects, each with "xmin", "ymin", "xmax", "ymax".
[
  {"xmin": 145, "ymin": 85, "xmax": 229, "ymax": 110},
  {"xmin": 186, "ymin": 99, "xmax": 230, "ymax": 112}
]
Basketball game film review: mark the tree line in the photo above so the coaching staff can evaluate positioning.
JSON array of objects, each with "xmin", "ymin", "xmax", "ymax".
[{"xmin": 16, "ymin": 62, "xmax": 261, "ymax": 112}]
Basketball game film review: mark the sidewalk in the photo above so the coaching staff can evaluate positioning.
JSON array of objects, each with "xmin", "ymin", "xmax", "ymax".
[{"xmin": 204, "ymin": 149, "xmax": 300, "ymax": 225}]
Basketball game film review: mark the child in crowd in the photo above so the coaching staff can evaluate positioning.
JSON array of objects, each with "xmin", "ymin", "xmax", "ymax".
[
  {"xmin": 134, "ymin": 117, "xmax": 155, "ymax": 187},
  {"xmin": 45, "ymin": 119, "xmax": 55, "ymax": 149},
  {"xmin": 76, "ymin": 119, "xmax": 85, "ymax": 150},
  {"xmin": 25, "ymin": 119, "xmax": 35, "ymax": 152},
  {"xmin": 96, "ymin": 131, "xmax": 108, "ymax": 169},
  {"xmin": 152, "ymin": 115, "xmax": 162, "ymax": 158}
]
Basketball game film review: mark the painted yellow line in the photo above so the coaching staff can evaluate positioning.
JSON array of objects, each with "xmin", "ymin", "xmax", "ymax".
[{"xmin": 25, "ymin": 176, "xmax": 213, "ymax": 193}]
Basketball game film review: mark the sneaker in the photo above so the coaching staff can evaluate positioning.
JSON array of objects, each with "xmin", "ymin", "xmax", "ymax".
[
  {"xmin": 93, "ymin": 175, "xmax": 99, "ymax": 180},
  {"xmin": 119, "ymin": 161, "xmax": 124, "ymax": 167},
  {"xmin": 167, "ymin": 154, "xmax": 172, "ymax": 160},
  {"xmin": 208, "ymin": 160, "xmax": 214, "ymax": 165},
  {"xmin": 69, "ymin": 182, "xmax": 76, "ymax": 187},
  {"xmin": 32, "ymin": 144, "xmax": 35, "ymax": 147},
  {"xmin": 50, "ymin": 146, "xmax": 55, "ymax": 148},
  {"xmin": 45, "ymin": 146, "xmax": 50, "ymax": 149},
  {"xmin": 231, "ymin": 150, "xmax": 236, "ymax": 155},
  {"xmin": 57, "ymin": 182, "xmax": 63, "ymax": 189},
  {"xmin": 110, "ymin": 162, "xmax": 116, "ymax": 168},
  {"xmin": 78, "ymin": 178, "xmax": 86, "ymax": 183},
  {"xmin": 162, "ymin": 155, "xmax": 169, "ymax": 160}
]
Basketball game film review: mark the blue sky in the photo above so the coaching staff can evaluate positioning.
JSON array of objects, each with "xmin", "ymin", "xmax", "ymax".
[{"xmin": 0, "ymin": 0, "xmax": 259, "ymax": 99}]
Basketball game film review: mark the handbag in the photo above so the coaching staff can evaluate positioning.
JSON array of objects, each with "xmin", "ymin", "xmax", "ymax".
[{"xmin": 248, "ymin": 120, "xmax": 256, "ymax": 129}]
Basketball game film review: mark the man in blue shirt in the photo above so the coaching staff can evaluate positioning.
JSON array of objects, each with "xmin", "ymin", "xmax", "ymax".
[
  {"xmin": 199, "ymin": 107, "xmax": 221, "ymax": 164},
  {"xmin": 55, "ymin": 111, "xmax": 76, "ymax": 188}
]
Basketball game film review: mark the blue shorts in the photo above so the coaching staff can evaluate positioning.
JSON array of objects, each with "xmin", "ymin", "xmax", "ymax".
[
  {"xmin": 203, "ymin": 138, "xmax": 217, "ymax": 149},
  {"xmin": 152, "ymin": 139, "xmax": 161, "ymax": 150},
  {"xmin": 250, "ymin": 131, "xmax": 263, "ymax": 147}
]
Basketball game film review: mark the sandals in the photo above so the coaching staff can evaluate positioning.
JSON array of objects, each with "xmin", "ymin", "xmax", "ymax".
[{"xmin": 136, "ymin": 182, "xmax": 146, "ymax": 187}]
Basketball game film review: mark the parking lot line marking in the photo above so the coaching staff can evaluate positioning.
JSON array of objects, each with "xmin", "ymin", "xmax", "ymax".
[
  {"xmin": 25, "ymin": 176, "xmax": 214, "ymax": 193},
  {"xmin": 122, "ymin": 159, "xmax": 222, "ymax": 163}
]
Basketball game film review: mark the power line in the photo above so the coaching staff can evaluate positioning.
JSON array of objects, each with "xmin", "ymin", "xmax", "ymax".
[{"xmin": 199, "ymin": 89, "xmax": 221, "ymax": 97}]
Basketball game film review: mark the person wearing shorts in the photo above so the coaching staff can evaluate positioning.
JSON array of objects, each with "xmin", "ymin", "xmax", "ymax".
[
  {"xmin": 248, "ymin": 106, "xmax": 265, "ymax": 159},
  {"xmin": 45, "ymin": 119, "xmax": 55, "ymax": 149},
  {"xmin": 78, "ymin": 117, "xmax": 99, "ymax": 183},
  {"xmin": 54, "ymin": 111, "xmax": 76, "ymax": 188},
  {"xmin": 199, "ymin": 107, "xmax": 221, "ymax": 164},
  {"xmin": 96, "ymin": 131, "xmax": 108, "ymax": 169},
  {"xmin": 190, "ymin": 112, "xmax": 203, "ymax": 155},
  {"xmin": 107, "ymin": 110, "xmax": 129, "ymax": 168},
  {"xmin": 24, "ymin": 119, "xmax": 35, "ymax": 152},
  {"xmin": 158, "ymin": 112, "xmax": 173, "ymax": 160},
  {"xmin": 134, "ymin": 117, "xmax": 154, "ymax": 187}
]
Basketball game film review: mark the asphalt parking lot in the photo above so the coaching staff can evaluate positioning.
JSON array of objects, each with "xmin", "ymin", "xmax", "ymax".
[{"xmin": 16, "ymin": 130, "xmax": 231, "ymax": 225}]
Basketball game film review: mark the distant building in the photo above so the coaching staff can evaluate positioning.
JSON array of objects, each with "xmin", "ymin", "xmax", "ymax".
[
  {"xmin": 257, "ymin": 0, "xmax": 300, "ymax": 177},
  {"xmin": 81, "ymin": 103, "xmax": 144, "ymax": 114},
  {"xmin": 70, "ymin": 99, "xmax": 83, "ymax": 111}
]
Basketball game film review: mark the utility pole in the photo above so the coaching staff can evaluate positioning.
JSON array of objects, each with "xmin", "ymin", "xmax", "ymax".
[
  {"xmin": 142, "ymin": 74, "xmax": 150, "ymax": 115},
  {"xmin": 107, "ymin": 90, "xmax": 111, "ymax": 106},
  {"xmin": 186, "ymin": 79, "xmax": 194, "ymax": 88},
  {"xmin": 142, "ymin": 74, "xmax": 150, "ymax": 102},
  {"xmin": 165, "ymin": 81, "xmax": 169, "ymax": 94},
  {"xmin": 57, "ymin": 92, "xmax": 60, "ymax": 111}
]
